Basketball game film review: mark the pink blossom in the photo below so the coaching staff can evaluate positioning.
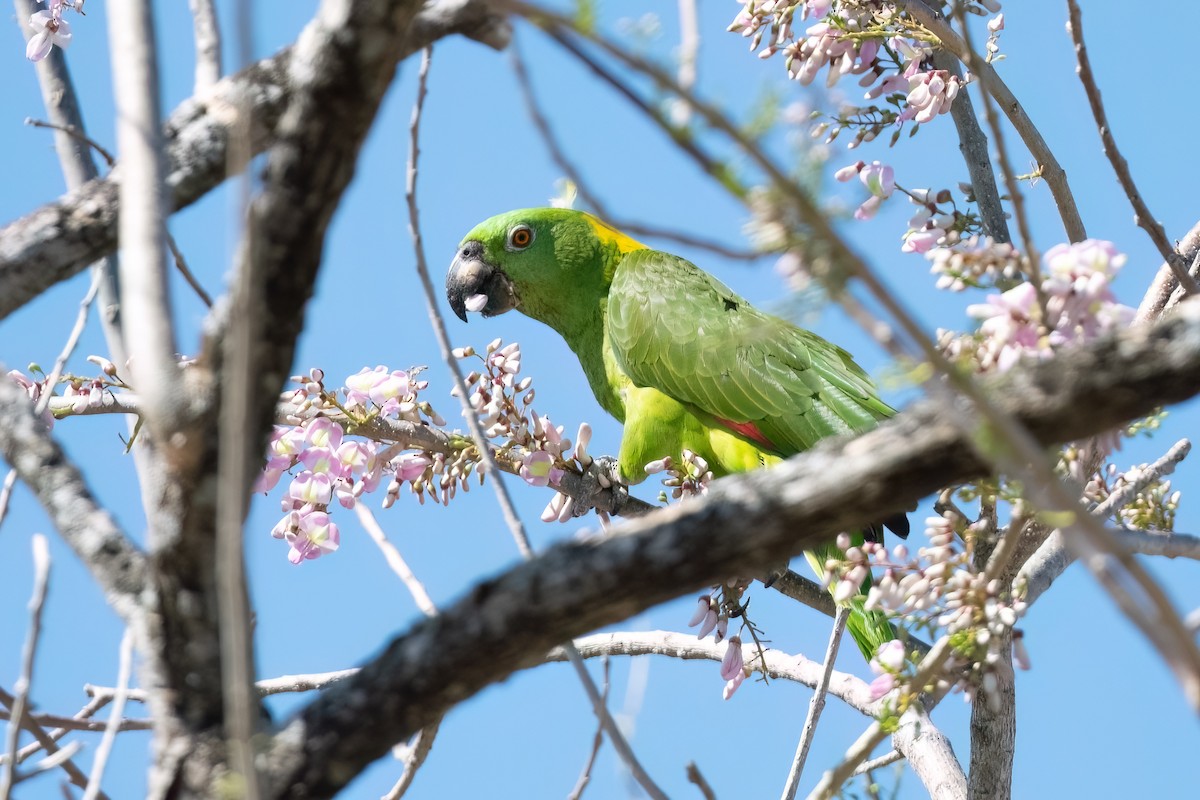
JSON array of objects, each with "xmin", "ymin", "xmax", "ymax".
[
  {"xmin": 519, "ymin": 450, "xmax": 564, "ymax": 488},
  {"xmin": 686, "ymin": 595, "xmax": 713, "ymax": 627},
  {"xmin": 26, "ymin": 10, "xmax": 71, "ymax": 62},
  {"xmin": 288, "ymin": 511, "xmax": 340, "ymax": 564},
  {"xmin": 392, "ymin": 453, "xmax": 431, "ymax": 482},
  {"xmin": 301, "ymin": 447, "xmax": 341, "ymax": 478},
  {"xmin": 720, "ymin": 636, "xmax": 745, "ymax": 681},
  {"xmin": 859, "ymin": 161, "xmax": 895, "ymax": 198},
  {"xmin": 904, "ymin": 70, "xmax": 960, "ymax": 124},
  {"xmin": 369, "ymin": 370, "xmax": 412, "ymax": 407},
  {"xmin": 255, "ymin": 468, "xmax": 285, "ymax": 493},
  {"xmin": 303, "ymin": 417, "xmax": 343, "ymax": 450},
  {"xmin": 289, "ymin": 471, "xmax": 332, "ymax": 506}
]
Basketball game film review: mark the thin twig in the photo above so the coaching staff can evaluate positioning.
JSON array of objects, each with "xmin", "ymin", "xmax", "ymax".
[
  {"xmin": 358, "ymin": 501, "xmax": 443, "ymax": 800},
  {"xmin": 1, "ymin": 535, "xmax": 51, "ymax": 800},
  {"xmin": 781, "ymin": 606, "xmax": 849, "ymax": 800},
  {"xmin": 355, "ymin": 504, "xmax": 438, "ymax": 617},
  {"xmin": 383, "ymin": 719, "xmax": 442, "ymax": 800},
  {"xmin": 686, "ymin": 761, "xmax": 717, "ymax": 800},
  {"xmin": 23, "ymin": 119, "xmax": 116, "ymax": 166},
  {"xmin": 1020, "ymin": 439, "xmax": 1192, "ymax": 605},
  {"xmin": 0, "ymin": 471, "xmax": 16, "ymax": 532},
  {"xmin": 34, "ymin": 272, "xmax": 103, "ymax": 417},
  {"xmin": 166, "ymin": 234, "xmax": 214, "ymax": 308},
  {"xmin": 82, "ymin": 629, "xmax": 134, "ymax": 800},
  {"xmin": 566, "ymin": 658, "xmax": 609, "ymax": 800},
  {"xmin": 404, "ymin": 46, "xmax": 668, "ymax": 800},
  {"xmin": 0, "ymin": 688, "xmax": 102, "ymax": 800},
  {"xmin": 510, "ymin": 40, "xmax": 758, "ymax": 262},
  {"xmin": 1065, "ymin": 0, "xmax": 1199, "ymax": 295},
  {"xmin": 0, "ymin": 712, "xmax": 149, "ymax": 735},
  {"xmin": 852, "ymin": 750, "xmax": 904, "ymax": 776}
]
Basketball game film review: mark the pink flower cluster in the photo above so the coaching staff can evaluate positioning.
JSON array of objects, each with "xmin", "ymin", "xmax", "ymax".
[
  {"xmin": 687, "ymin": 592, "xmax": 749, "ymax": 699},
  {"xmin": 954, "ymin": 240, "xmax": 1134, "ymax": 372},
  {"xmin": 454, "ymin": 339, "xmax": 576, "ymax": 491},
  {"xmin": 25, "ymin": 0, "xmax": 80, "ymax": 62},
  {"xmin": 730, "ymin": 1, "xmax": 966, "ymax": 131},
  {"xmin": 644, "ymin": 449, "xmax": 713, "ymax": 499},
  {"xmin": 260, "ymin": 366, "xmax": 449, "ymax": 564},
  {"xmin": 823, "ymin": 518, "xmax": 1028, "ymax": 705}
]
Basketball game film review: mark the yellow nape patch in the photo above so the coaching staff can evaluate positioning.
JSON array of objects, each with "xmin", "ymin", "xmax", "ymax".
[{"xmin": 585, "ymin": 214, "xmax": 645, "ymax": 254}]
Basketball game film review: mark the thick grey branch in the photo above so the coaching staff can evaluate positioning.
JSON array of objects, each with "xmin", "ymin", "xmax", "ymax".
[{"xmin": 0, "ymin": 377, "xmax": 146, "ymax": 621}]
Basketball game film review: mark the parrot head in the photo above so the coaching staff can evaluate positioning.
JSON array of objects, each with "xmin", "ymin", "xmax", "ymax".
[{"xmin": 446, "ymin": 208, "xmax": 643, "ymax": 332}]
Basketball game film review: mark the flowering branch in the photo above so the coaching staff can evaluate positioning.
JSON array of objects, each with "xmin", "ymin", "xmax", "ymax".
[
  {"xmin": 0, "ymin": 0, "xmax": 512, "ymax": 322},
  {"xmin": 1020, "ymin": 438, "xmax": 1194, "ymax": 605},
  {"xmin": 899, "ymin": 0, "xmax": 1085, "ymax": 242}
]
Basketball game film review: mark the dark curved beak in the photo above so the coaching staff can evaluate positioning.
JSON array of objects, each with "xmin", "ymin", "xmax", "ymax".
[{"xmin": 446, "ymin": 241, "xmax": 517, "ymax": 322}]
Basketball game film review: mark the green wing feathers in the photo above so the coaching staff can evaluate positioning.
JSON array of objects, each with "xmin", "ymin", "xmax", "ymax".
[{"xmin": 608, "ymin": 249, "xmax": 894, "ymax": 457}]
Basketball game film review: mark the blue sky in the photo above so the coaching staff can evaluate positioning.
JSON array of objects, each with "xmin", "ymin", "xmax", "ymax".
[{"xmin": 1, "ymin": 1, "xmax": 1197, "ymax": 797}]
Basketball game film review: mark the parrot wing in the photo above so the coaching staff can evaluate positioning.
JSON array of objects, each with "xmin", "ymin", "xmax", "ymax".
[{"xmin": 608, "ymin": 249, "xmax": 894, "ymax": 457}]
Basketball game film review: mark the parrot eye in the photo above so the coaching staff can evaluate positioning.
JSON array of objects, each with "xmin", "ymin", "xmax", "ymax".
[{"xmin": 506, "ymin": 225, "xmax": 535, "ymax": 251}]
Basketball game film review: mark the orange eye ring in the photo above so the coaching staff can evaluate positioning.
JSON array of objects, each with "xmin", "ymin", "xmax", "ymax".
[{"xmin": 507, "ymin": 225, "xmax": 534, "ymax": 251}]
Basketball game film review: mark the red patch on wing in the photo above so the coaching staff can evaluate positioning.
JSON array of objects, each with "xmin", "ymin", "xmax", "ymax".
[{"xmin": 715, "ymin": 417, "xmax": 776, "ymax": 450}]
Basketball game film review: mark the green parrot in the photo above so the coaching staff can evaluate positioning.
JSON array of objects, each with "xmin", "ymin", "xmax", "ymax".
[{"xmin": 446, "ymin": 207, "xmax": 908, "ymax": 661}]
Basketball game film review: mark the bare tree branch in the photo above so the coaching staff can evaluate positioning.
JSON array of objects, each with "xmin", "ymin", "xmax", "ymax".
[{"xmin": 0, "ymin": 0, "xmax": 511, "ymax": 322}]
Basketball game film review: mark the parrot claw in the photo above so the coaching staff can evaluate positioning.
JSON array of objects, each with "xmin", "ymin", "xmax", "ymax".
[{"xmin": 572, "ymin": 455, "xmax": 627, "ymax": 518}]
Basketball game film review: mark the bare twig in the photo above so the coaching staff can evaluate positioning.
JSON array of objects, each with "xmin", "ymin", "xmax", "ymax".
[
  {"xmin": 1065, "ymin": 0, "xmax": 1199, "ymax": 295},
  {"xmin": 0, "ymin": 712, "xmax": 150, "ymax": 735},
  {"xmin": 82, "ymin": 629, "xmax": 134, "ymax": 800},
  {"xmin": 852, "ymin": 750, "xmax": 904, "ymax": 776},
  {"xmin": 1, "ymin": 535, "xmax": 52, "ymax": 800},
  {"xmin": 510, "ymin": 40, "xmax": 758, "ymax": 262},
  {"xmin": 34, "ymin": 272, "xmax": 102, "ymax": 418},
  {"xmin": 0, "ymin": 471, "xmax": 16, "ymax": 532},
  {"xmin": 781, "ymin": 607, "xmax": 850, "ymax": 800},
  {"xmin": 165, "ymin": 234, "xmax": 214, "ymax": 308},
  {"xmin": 188, "ymin": 0, "xmax": 223, "ymax": 93},
  {"xmin": 0, "ymin": 688, "xmax": 103, "ymax": 800},
  {"xmin": 23, "ymin": 119, "xmax": 117, "ymax": 166},
  {"xmin": 567, "ymin": 658, "xmax": 610, "ymax": 800},
  {"xmin": 383, "ymin": 719, "xmax": 442, "ymax": 800},
  {"xmin": 673, "ymin": 0, "xmax": 699, "ymax": 128},
  {"xmin": 686, "ymin": 761, "xmax": 717, "ymax": 800},
  {"xmin": 356, "ymin": 504, "xmax": 439, "ymax": 617},
  {"xmin": 359, "ymin": 501, "xmax": 443, "ymax": 800},
  {"xmin": 405, "ymin": 46, "xmax": 667, "ymax": 800}
]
